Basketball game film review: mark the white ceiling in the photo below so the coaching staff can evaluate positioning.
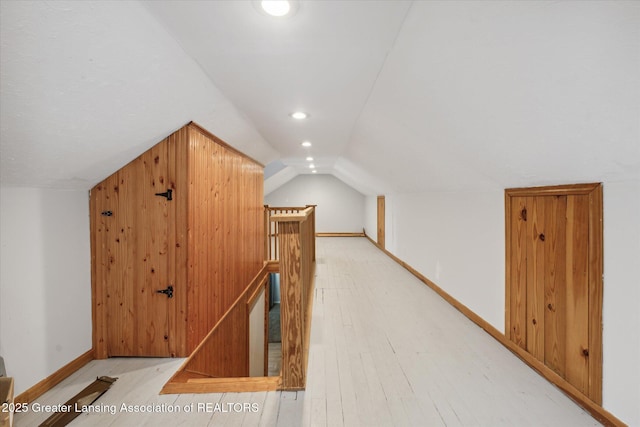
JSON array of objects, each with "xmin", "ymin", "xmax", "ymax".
[
  {"xmin": 0, "ymin": 1, "xmax": 279, "ymax": 189},
  {"xmin": 1, "ymin": 1, "xmax": 638, "ymax": 195},
  {"xmin": 142, "ymin": 0, "xmax": 411, "ymax": 178}
]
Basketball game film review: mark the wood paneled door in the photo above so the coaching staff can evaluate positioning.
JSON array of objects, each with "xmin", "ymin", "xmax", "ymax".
[
  {"xmin": 505, "ymin": 183, "xmax": 603, "ymax": 404},
  {"xmin": 377, "ymin": 195, "xmax": 385, "ymax": 249},
  {"xmin": 91, "ymin": 142, "xmax": 174, "ymax": 357}
]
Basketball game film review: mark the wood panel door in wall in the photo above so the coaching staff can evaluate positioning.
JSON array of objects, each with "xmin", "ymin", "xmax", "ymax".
[
  {"xmin": 505, "ymin": 183, "xmax": 603, "ymax": 404},
  {"xmin": 92, "ymin": 142, "xmax": 174, "ymax": 357},
  {"xmin": 377, "ymin": 195, "xmax": 385, "ymax": 249}
]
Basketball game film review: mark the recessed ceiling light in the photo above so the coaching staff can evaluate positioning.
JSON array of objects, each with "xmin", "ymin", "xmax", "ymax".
[
  {"xmin": 301, "ymin": 141, "xmax": 312, "ymax": 147},
  {"xmin": 291, "ymin": 111, "xmax": 308, "ymax": 120},
  {"xmin": 312, "ymin": 170, "xmax": 317, "ymax": 174},
  {"xmin": 254, "ymin": 0, "xmax": 299, "ymax": 18},
  {"xmin": 261, "ymin": 1, "xmax": 290, "ymax": 17},
  {"xmin": 309, "ymin": 164, "xmax": 315, "ymax": 169},
  {"xmin": 306, "ymin": 156, "xmax": 313, "ymax": 161}
]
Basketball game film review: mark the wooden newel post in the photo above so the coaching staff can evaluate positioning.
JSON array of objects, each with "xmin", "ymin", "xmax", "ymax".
[
  {"xmin": 278, "ymin": 220, "xmax": 305, "ymax": 390},
  {"xmin": 270, "ymin": 206, "xmax": 316, "ymax": 391}
]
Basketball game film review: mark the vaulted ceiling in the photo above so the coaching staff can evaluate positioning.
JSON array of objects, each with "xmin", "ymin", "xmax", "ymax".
[{"xmin": 1, "ymin": 1, "xmax": 638, "ymax": 195}]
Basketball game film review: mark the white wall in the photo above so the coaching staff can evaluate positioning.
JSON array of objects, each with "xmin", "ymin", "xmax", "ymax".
[
  {"xmin": 385, "ymin": 190, "xmax": 505, "ymax": 330},
  {"xmin": 601, "ymin": 180, "xmax": 640, "ymax": 424},
  {"xmin": 0, "ymin": 187, "xmax": 92, "ymax": 395},
  {"xmin": 265, "ymin": 174, "xmax": 365, "ymax": 233},
  {"xmin": 364, "ymin": 196, "xmax": 378, "ymax": 240},
  {"xmin": 366, "ymin": 181, "xmax": 640, "ymax": 425},
  {"xmin": 248, "ymin": 289, "xmax": 266, "ymax": 378}
]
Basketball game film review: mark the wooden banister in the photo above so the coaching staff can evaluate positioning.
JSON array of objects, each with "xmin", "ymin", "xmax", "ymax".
[
  {"xmin": 162, "ymin": 205, "xmax": 316, "ymax": 393},
  {"xmin": 264, "ymin": 205, "xmax": 316, "ymax": 261},
  {"xmin": 269, "ymin": 206, "xmax": 314, "ymax": 222},
  {"xmin": 161, "ymin": 262, "xmax": 279, "ymax": 394},
  {"xmin": 270, "ymin": 205, "xmax": 316, "ymax": 390}
]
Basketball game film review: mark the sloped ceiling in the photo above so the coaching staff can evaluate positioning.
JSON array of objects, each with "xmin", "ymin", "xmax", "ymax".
[
  {"xmin": 0, "ymin": 1, "xmax": 278, "ymax": 189},
  {"xmin": 1, "ymin": 1, "xmax": 638, "ymax": 195},
  {"xmin": 348, "ymin": 1, "xmax": 640, "ymax": 193}
]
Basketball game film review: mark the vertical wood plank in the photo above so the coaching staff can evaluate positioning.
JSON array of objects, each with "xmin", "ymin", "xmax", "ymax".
[
  {"xmin": 587, "ymin": 184, "xmax": 603, "ymax": 404},
  {"xmin": 544, "ymin": 195, "xmax": 567, "ymax": 377},
  {"xmin": 509, "ymin": 196, "xmax": 528, "ymax": 348},
  {"xmin": 564, "ymin": 195, "xmax": 590, "ymax": 395},
  {"xmin": 116, "ymin": 163, "xmax": 133, "ymax": 355},
  {"xmin": 504, "ymin": 191, "xmax": 512, "ymax": 338},
  {"xmin": 90, "ymin": 182, "xmax": 110, "ymax": 359},
  {"xmin": 138, "ymin": 141, "xmax": 171, "ymax": 356},
  {"xmin": 89, "ymin": 186, "xmax": 99, "ymax": 357},
  {"xmin": 526, "ymin": 197, "xmax": 545, "ymax": 361},
  {"xmin": 168, "ymin": 127, "xmax": 189, "ymax": 357},
  {"xmin": 108, "ymin": 166, "xmax": 132, "ymax": 355}
]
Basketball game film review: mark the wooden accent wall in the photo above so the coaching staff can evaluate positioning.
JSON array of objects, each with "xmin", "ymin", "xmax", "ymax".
[
  {"xmin": 183, "ymin": 271, "xmax": 269, "ymax": 378},
  {"xmin": 184, "ymin": 124, "xmax": 265, "ymax": 351},
  {"xmin": 91, "ymin": 122, "xmax": 264, "ymax": 359},
  {"xmin": 161, "ymin": 263, "xmax": 276, "ymax": 392}
]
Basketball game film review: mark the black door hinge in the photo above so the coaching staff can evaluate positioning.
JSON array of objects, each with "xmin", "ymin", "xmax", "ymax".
[
  {"xmin": 156, "ymin": 285, "xmax": 173, "ymax": 299},
  {"xmin": 155, "ymin": 189, "xmax": 173, "ymax": 201}
]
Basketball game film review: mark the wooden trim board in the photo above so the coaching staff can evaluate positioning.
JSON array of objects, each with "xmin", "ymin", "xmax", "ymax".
[
  {"xmin": 316, "ymin": 232, "xmax": 365, "ymax": 237},
  {"xmin": 504, "ymin": 182, "xmax": 599, "ymax": 197},
  {"xmin": 14, "ymin": 349, "xmax": 94, "ymax": 404},
  {"xmin": 363, "ymin": 233, "xmax": 625, "ymax": 427},
  {"xmin": 270, "ymin": 206, "xmax": 314, "ymax": 222},
  {"xmin": 161, "ymin": 376, "xmax": 281, "ymax": 394}
]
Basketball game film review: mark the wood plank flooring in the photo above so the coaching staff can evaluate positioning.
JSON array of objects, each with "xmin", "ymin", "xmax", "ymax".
[
  {"xmin": 268, "ymin": 343, "xmax": 282, "ymax": 377},
  {"xmin": 16, "ymin": 237, "xmax": 600, "ymax": 426}
]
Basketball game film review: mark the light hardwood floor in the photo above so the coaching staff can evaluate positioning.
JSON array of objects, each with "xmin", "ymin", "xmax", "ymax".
[
  {"xmin": 16, "ymin": 237, "xmax": 600, "ymax": 426},
  {"xmin": 268, "ymin": 343, "xmax": 282, "ymax": 377}
]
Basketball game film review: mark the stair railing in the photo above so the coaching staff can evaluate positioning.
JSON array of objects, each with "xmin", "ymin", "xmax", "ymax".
[{"xmin": 269, "ymin": 205, "xmax": 316, "ymax": 389}]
